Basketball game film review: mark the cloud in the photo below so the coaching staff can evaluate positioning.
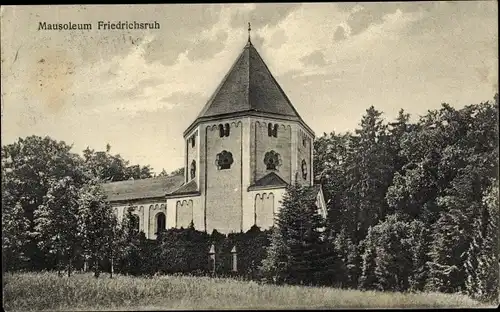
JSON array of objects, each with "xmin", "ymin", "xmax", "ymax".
[
  {"xmin": 343, "ymin": 2, "xmax": 430, "ymax": 38},
  {"xmin": 401, "ymin": 1, "xmax": 497, "ymax": 39},
  {"xmin": 247, "ymin": 4, "xmax": 347, "ymax": 77},
  {"xmin": 230, "ymin": 3, "xmax": 301, "ymax": 30},
  {"xmin": 160, "ymin": 91, "xmax": 206, "ymax": 107},
  {"xmin": 300, "ymin": 50, "xmax": 328, "ymax": 67},
  {"xmin": 113, "ymin": 86, "xmax": 144, "ymax": 101},
  {"xmin": 186, "ymin": 31, "xmax": 229, "ymax": 62},
  {"xmin": 267, "ymin": 29, "xmax": 288, "ymax": 49},
  {"xmin": 251, "ymin": 33, "xmax": 265, "ymax": 48},
  {"xmin": 141, "ymin": 37, "xmax": 189, "ymax": 67},
  {"xmin": 264, "ymin": 5, "xmax": 423, "ymax": 80},
  {"xmin": 346, "ymin": 3, "xmax": 398, "ymax": 36},
  {"xmin": 2, "ymin": 3, "xmax": 497, "ymax": 175},
  {"xmin": 333, "ymin": 26, "xmax": 347, "ymax": 41},
  {"xmin": 138, "ymin": 77, "xmax": 164, "ymax": 88}
]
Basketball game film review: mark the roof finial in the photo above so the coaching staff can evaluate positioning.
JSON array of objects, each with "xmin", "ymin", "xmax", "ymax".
[{"xmin": 247, "ymin": 22, "xmax": 252, "ymax": 44}]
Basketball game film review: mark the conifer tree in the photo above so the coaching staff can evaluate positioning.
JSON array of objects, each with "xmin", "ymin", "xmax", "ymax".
[
  {"xmin": 426, "ymin": 209, "xmax": 468, "ymax": 293},
  {"xmin": 352, "ymin": 106, "xmax": 393, "ymax": 238},
  {"xmin": 408, "ymin": 219, "xmax": 431, "ymax": 291},
  {"xmin": 260, "ymin": 223, "xmax": 290, "ymax": 284},
  {"xmin": 465, "ymin": 181, "xmax": 499, "ymax": 301},
  {"xmin": 465, "ymin": 218, "xmax": 482, "ymax": 297},
  {"xmin": 261, "ymin": 183, "xmax": 334, "ymax": 286},
  {"xmin": 480, "ymin": 182, "xmax": 499, "ymax": 301},
  {"xmin": 359, "ymin": 229, "xmax": 378, "ymax": 290}
]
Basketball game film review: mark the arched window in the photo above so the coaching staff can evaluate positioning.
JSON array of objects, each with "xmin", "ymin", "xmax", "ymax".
[
  {"xmin": 303, "ymin": 137, "xmax": 307, "ymax": 147},
  {"xmin": 224, "ymin": 123, "xmax": 230, "ymax": 137},
  {"xmin": 268, "ymin": 123, "xmax": 273, "ymax": 137},
  {"xmin": 273, "ymin": 124, "xmax": 278, "ymax": 137},
  {"xmin": 301, "ymin": 159, "xmax": 308, "ymax": 180},
  {"xmin": 190, "ymin": 160, "xmax": 196, "ymax": 180},
  {"xmin": 216, "ymin": 150, "xmax": 234, "ymax": 170},
  {"xmin": 191, "ymin": 136, "xmax": 195, "ymax": 148},
  {"xmin": 264, "ymin": 150, "xmax": 281, "ymax": 171},
  {"xmin": 156, "ymin": 212, "xmax": 166, "ymax": 234},
  {"xmin": 219, "ymin": 124, "xmax": 224, "ymax": 137}
]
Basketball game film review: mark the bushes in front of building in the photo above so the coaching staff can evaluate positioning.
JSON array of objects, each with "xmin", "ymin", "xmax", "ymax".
[
  {"xmin": 155, "ymin": 224, "xmax": 211, "ymax": 275},
  {"xmin": 110, "ymin": 222, "xmax": 272, "ymax": 278},
  {"xmin": 210, "ymin": 225, "xmax": 272, "ymax": 279}
]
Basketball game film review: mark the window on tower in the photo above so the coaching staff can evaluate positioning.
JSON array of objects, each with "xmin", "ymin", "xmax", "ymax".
[
  {"xmin": 216, "ymin": 150, "xmax": 233, "ymax": 170},
  {"xmin": 273, "ymin": 124, "xmax": 278, "ymax": 138},
  {"xmin": 301, "ymin": 159, "xmax": 308, "ymax": 180},
  {"xmin": 268, "ymin": 123, "xmax": 273, "ymax": 137},
  {"xmin": 218, "ymin": 124, "xmax": 230, "ymax": 137},
  {"xmin": 264, "ymin": 150, "xmax": 281, "ymax": 171},
  {"xmin": 190, "ymin": 160, "xmax": 196, "ymax": 180},
  {"xmin": 219, "ymin": 124, "xmax": 224, "ymax": 137}
]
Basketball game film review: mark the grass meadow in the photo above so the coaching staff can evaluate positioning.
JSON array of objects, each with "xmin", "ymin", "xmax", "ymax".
[{"xmin": 2, "ymin": 272, "xmax": 493, "ymax": 311}]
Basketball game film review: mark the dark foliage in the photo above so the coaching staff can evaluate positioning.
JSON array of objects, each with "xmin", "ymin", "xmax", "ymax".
[{"xmin": 2, "ymin": 94, "xmax": 498, "ymax": 304}]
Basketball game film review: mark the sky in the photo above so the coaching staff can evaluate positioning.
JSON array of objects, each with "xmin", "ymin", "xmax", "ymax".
[{"xmin": 1, "ymin": 2, "xmax": 498, "ymax": 174}]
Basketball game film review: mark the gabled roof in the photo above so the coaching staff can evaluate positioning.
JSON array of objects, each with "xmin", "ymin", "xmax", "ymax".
[
  {"xmin": 184, "ymin": 41, "xmax": 313, "ymax": 137},
  {"xmin": 248, "ymin": 172, "xmax": 288, "ymax": 191},
  {"xmin": 168, "ymin": 179, "xmax": 199, "ymax": 197},
  {"xmin": 101, "ymin": 174, "xmax": 184, "ymax": 202}
]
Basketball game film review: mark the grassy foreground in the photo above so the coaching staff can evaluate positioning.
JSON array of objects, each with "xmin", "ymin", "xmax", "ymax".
[{"xmin": 2, "ymin": 272, "xmax": 490, "ymax": 311}]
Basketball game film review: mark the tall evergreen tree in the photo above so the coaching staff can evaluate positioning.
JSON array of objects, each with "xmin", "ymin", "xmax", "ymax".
[
  {"xmin": 261, "ymin": 183, "xmax": 334, "ymax": 286},
  {"xmin": 359, "ymin": 231, "xmax": 377, "ymax": 290},
  {"xmin": 426, "ymin": 208, "xmax": 468, "ymax": 293},
  {"xmin": 465, "ymin": 181, "xmax": 499, "ymax": 301},
  {"xmin": 260, "ymin": 221, "xmax": 291, "ymax": 284},
  {"xmin": 407, "ymin": 219, "xmax": 431, "ymax": 291}
]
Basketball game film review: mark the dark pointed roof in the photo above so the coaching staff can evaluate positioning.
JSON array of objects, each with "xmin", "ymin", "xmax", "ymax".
[{"xmin": 184, "ymin": 42, "xmax": 313, "ymax": 137}]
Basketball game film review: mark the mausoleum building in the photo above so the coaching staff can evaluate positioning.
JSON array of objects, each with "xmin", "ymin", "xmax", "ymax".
[{"xmin": 102, "ymin": 32, "xmax": 326, "ymax": 239}]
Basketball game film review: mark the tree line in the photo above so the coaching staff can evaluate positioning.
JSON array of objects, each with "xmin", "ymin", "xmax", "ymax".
[
  {"xmin": 2, "ymin": 95, "xmax": 498, "ymax": 302},
  {"xmin": 290, "ymin": 95, "xmax": 498, "ymax": 301},
  {"xmin": 1, "ymin": 139, "xmax": 169, "ymax": 274}
]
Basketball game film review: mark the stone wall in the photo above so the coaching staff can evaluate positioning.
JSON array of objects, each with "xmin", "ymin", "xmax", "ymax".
[
  {"xmin": 252, "ymin": 120, "xmax": 292, "ymax": 184},
  {"xmin": 204, "ymin": 120, "xmax": 244, "ymax": 233}
]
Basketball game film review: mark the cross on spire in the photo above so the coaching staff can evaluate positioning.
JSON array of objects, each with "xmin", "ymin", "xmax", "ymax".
[{"xmin": 247, "ymin": 22, "xmax": 252, "ymax": 43}]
